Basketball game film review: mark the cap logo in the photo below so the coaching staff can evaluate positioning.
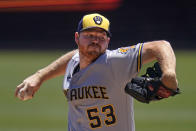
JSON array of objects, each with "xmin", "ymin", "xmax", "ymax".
[{"xmin": 93, "ymin": 16, "xmax": 102, "ymax": 25}]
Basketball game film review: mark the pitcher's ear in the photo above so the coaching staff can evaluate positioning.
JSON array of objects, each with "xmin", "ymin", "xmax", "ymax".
[{"xmin": 75, "ymin": 32, "xmax": 79, "ymax": 45}]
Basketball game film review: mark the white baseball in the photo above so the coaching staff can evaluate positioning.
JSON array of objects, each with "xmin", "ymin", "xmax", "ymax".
[{"xmin": 17, "ymin": 86, "xmax": 33, "ymax": 101}]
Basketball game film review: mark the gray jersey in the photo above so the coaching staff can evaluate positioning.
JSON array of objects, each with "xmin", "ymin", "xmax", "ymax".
[{"xmin": 63, "ymin": 43, "xmax": 144, "ymax": 131}]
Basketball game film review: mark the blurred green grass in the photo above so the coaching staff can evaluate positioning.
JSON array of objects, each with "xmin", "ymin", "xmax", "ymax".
[{"xmin": 0, "ymin": 50, "xmax": 195, "ymax": 131}]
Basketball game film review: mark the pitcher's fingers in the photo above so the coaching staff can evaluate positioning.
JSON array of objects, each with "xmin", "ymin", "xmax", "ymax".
[
  {"xmin": 15, "ymin": 82, "xmax": 25, "ymax": 97},
  {"xmin": 22, "ymin": 83, "xmax": 29, "ymax": 90},
  {"xmin": 15, "ymin": 88, "xmax": 20, "ymax": 97},
  {"xmin": 17, "ymin": 82, "xmax": 25, "ymax": 88}
]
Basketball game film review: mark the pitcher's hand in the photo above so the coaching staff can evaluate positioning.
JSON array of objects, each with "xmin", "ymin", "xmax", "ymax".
[{"xmin": 15, "ymin": 73, "xmax": 43, "ymax": 101}]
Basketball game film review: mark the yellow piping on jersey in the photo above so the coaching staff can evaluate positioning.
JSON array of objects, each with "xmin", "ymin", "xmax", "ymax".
[{"xmin": 137, "ymin": 43, "xmax": 143, "ymax": 72}]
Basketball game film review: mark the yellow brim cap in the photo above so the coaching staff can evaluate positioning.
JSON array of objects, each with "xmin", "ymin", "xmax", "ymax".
[{"xmin": 77, "ymin": 13, "xmax": 111, "ymax": 37}]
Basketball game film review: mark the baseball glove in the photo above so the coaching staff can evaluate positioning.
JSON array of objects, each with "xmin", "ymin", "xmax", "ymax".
[{"xmin": 125, "ymin": 62, "xmax": 180, "ymax": 103}]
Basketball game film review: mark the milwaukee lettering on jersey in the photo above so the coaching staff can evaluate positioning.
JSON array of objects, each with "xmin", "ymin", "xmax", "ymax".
[{"xmin": 63, "ymin": 86, "xmax": 109, "ymax": 101}]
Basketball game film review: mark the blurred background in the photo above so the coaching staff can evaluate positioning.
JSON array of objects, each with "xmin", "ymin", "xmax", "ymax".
[
  {"xmin": 0, "ymin": 0, "xmax": 196, "ymax": 131},
  {"xmin": 1, "ymin": 0, "xmax": 196, "ymax": 49}
]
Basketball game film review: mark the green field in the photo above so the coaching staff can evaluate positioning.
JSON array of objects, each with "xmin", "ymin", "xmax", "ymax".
[{"xmin": 0, "ymin": 50, "xmax": 195, "ymax": 131}]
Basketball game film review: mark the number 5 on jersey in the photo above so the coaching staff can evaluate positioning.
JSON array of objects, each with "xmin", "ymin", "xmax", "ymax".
[{"xmin": 86, "ymin": 104, "xmax": 117, "ymax": 129}]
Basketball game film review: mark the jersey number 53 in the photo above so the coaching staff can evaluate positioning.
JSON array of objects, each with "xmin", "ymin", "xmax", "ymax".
[{"xmin": 86, "ymin": 104, "xmax": 117, "ymax": 129}]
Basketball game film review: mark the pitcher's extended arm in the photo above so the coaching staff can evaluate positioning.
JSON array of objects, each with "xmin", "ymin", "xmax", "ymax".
[{"xmin": 15, "ymin": 50, "xmax": 77, "ymax": 100}]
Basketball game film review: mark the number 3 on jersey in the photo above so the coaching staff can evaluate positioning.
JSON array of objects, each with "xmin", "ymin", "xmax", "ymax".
[{"xmin": 86, "ymin": 104, "xmax": 117, "ymax": 129}]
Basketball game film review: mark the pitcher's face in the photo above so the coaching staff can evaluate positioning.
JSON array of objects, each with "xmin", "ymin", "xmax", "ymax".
[{"xmin": 75, "ymin": 28, "xmax": 110, "ymax": 58}]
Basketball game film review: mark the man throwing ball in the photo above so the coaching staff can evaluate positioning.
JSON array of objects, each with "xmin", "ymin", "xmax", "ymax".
[{"xmin": 15, "ymin": 13, "xmax": 179, "ymax": 131}]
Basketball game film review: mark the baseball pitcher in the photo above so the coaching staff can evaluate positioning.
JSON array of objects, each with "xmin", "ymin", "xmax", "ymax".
[{"xmin": 15, "ymin": 13, "xmax": 179, "ymax": 131}]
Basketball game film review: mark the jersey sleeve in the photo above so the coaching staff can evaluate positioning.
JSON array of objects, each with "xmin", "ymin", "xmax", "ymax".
[{"xmin": 108, "ymin": 43, "xmax": 144, "ymax": 83}]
